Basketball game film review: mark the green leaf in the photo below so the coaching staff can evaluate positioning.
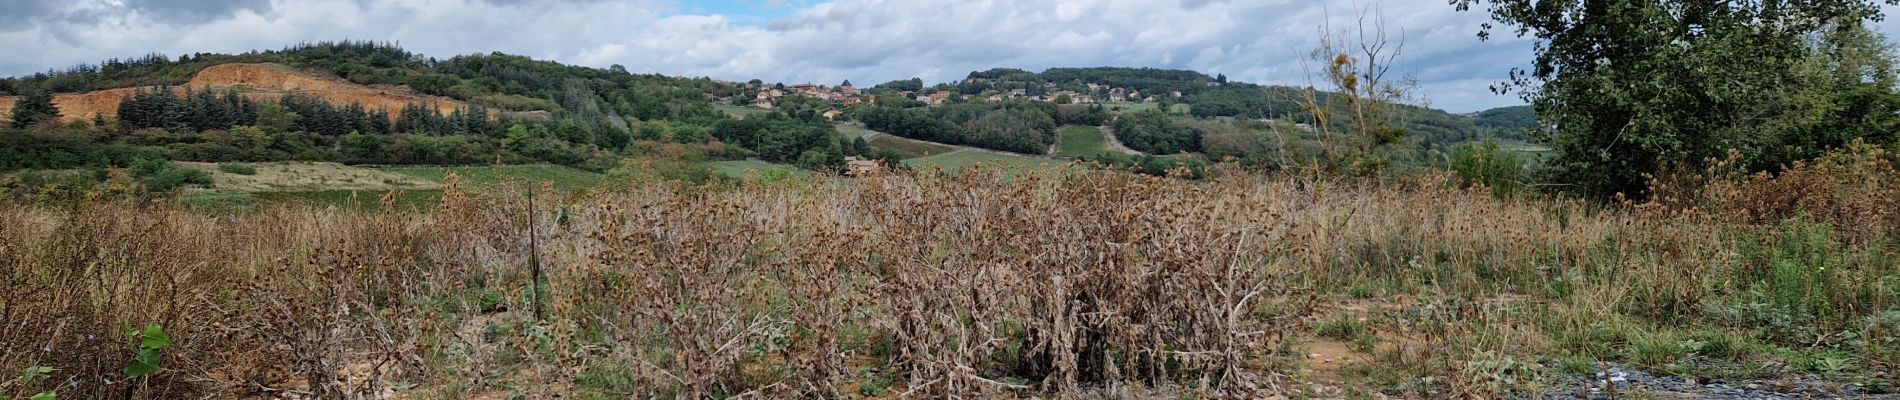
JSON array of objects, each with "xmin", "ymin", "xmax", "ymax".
[
  {"xmin": 22, "ymin": 365, "xmax": 55, "ymax": 382},
  {"xmin": 123, "ymin": 348, "xmax": 162, "ymax": 378},
  {"xmin": 140, "ymin": 324, "xmax": 169, "ymax": 350},
  {"xmin": 30, "ymin": 391, "xmax": 56, "ymax": 400}
]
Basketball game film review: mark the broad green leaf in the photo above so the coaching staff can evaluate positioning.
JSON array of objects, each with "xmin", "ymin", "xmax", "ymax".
[
  {"xmin": 123, "ymin": 361, "xmax": 158, "ymax": 379},
  {"xmin": 124, "ymin": 348, "xmax": 162, "ymax": 378},
  {"xmin": 140, "ymin": 325, "xmax": 170, "ymax": 350},
  {"xmin": 30, "ymin": 391, "xmax": 56, "ymax": 400},
  {"xmin": 22, "ymin": 366, "xmax": 55, "ymax": 382}
]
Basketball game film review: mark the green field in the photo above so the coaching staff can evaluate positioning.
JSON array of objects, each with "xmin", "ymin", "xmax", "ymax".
[
  {"xmin": 903, "ymin": 150, "xmax": 1070, "ymax": 172},
  {"xmin": 715, "ymin": 104, "xmax": 771, "ymax": 117},
  {"xmin": 834, "ymin": 123, "xmax": 871, "ymax": 140},
  {"xmin": 1110, "ymin": 102, "xmax": 1190, "ymax": 114},
  {"xmin": 183, "ymin": 164, "xmax": 600, "ymax": 211},
  {"xmin": 384, "ymin": 164, "xmax": 602, "ymax": 189},
  {"xmin": 868, "ymin": 134, "xmax": 956, "ymax": 159},
  {"xmin": 705, "ymin": 160, "xmax": 805, "ymax": 179},
  {"xmin": 252, "ymin": 189, "xmax": 446, "ymax": 211},
  {"xmin": 1055, "ymin": 126, "xmax": 1112, "ymax": 158}
]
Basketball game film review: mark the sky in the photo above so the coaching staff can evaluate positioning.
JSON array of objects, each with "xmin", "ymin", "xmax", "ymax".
[{"xmin": 2, "ymin": 0, "xmax": 1896, "ymax": 113}]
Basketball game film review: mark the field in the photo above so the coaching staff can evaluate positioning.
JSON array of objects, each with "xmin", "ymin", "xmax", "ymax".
[
  {"xmin": 11, "ymin": 166, "xmax": 1895, "ymax": 399},
  {"xmin": 178, "ymin": 163, "xmax": 600, "ymax": 210},
  {"xmin": 383, "ymin": 164, "xmax": 602, "ymax": 189},
  {"xmin": 902, "ymin": 150, "xmax": 1070, "ymax": 172},
  {"xmin": 867, "ymin": 133, "xmax": 956, "ymax": 159},
  {"xmin": 715, "ymin": 104, "xmax": 772, "ymax": 117},
  {"xmin": 1110, "ymin": 102, "xmax": 1191, "ymax": 114},
  {"xmin": 1054, "ymin": 125, "xmax": 1111, "ymax": 157},
  {"xmin": 705, "ymin": 159, "xmax": 804, "ymax": 179},
  {"xmin": 834, "ymin": 122, "xmax": 871, "ymax": 140},
  {"xmin": 1494, "ymin": 139, "xmax": 1557, "ymax": 162}
]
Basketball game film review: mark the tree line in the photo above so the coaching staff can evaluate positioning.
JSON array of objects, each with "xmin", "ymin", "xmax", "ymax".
[{"xmin": 860, "ymin": 101, "xmax": 1106, "ymax": 154}]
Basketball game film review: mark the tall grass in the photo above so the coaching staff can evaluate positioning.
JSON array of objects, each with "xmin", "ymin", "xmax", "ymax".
[{"xmin": 0, "ymin": 160, "xmax": 1893, "ymax": 398}]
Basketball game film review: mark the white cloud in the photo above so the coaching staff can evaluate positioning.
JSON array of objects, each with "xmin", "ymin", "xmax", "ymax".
[{"xmin": 0, "ymin": 0, "xmax": 1581, "ymax": 111}]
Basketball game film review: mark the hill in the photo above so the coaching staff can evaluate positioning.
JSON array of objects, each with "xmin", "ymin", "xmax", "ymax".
[
  {"xmin": 0, "ymin": 63, "xmax": 473, "ymax": 123},
  {"xmin": 947, "ymin": 66, "xmax": 1532, "ymax": 145}
]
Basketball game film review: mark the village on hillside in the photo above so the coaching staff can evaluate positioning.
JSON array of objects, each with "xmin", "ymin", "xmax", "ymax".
[{"xmin": 721, "ymin": 76, "xmax": 1182, "ymax": 119}]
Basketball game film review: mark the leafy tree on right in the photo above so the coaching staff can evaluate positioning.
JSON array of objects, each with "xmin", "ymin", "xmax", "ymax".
[{"xmin": 1453, "ymin": 0, "xmax": 1900, "ymax": 198}]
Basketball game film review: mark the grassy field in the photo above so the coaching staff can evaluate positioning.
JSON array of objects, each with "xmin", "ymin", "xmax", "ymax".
[
  {"xmin": 178, "ymin": 161, "xmax": 437, "ymax": 192},
  {"xmin": 867, "ymin": 134, "xmax": 956, "ymax": 159},
  {"xmin": 1110, "ymin": 102, "xmax": 1190, "ymax": 114},
  {"xmin": 902, "ymin": 149, "xmax": 1070, "ymax": 172},
  {"xmin": 1055, "ymin": 126, "xmax": 1111, "ymax": 157},
  {"xmin": 251, "ymin": 189, "xmax": 447, "ymax": 211},
  {"xmin": 834, "ymin": 122, "xmax": 870, "ymax": 140},
  {"xmin": 705, "ymin": 160, "xmax": 804, "ymax": 179},
  {"xmin": 180, "ymin": 163, "xmax": 600, "ymax": 211},
  {"xmin": 1494, "ymin": 139, "xmax": 1557, "ymax": 162},
  {"xmin": 714, "ymin": 104, "xmax": 772, "ymax": 117},
  {"xmin": 383, "ymin": 164, "xmax": 602, "ymax": 189}
]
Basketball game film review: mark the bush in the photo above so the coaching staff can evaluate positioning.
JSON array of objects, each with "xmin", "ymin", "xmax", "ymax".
[
  {"xmin": 1450, "ymin": 140, "xmax": 1524, "ymax": 194},
  {"xmin": 142, "ymin": 168, "xmax": 213, "ymax": 191},
  {"xmin": 217, "ymin": 163, "xmax": 257, "ymax": 175},
  {"xmin": 129, "ymin": 158, "xmax": 213, "ymax": 191}
]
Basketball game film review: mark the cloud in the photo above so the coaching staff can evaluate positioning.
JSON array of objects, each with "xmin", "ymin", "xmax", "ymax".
[{"xmin": 0, "ymin": 0, "xmax": 1572, "ymax": 111}]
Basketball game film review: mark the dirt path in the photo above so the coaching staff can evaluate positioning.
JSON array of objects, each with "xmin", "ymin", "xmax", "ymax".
[{"xmin": 1097, "ymin": 126, "xmax": 1146, "ymax": 156}]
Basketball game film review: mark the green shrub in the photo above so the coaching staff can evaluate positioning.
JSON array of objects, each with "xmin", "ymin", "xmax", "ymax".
[
  {"xmin": 1315, "ymin": 314, "xmax": 1367, "ymax": 341},
  {"xmin": 1768, "ymin": 218, "xmax": 1840, "ymax": 320},
  {"xmin": 142, "ymin": 168, "xmax": 213, "ymax": 191},
  {"xmin": 1450, "ymin": 140, "xmax": 1524, "ymax": 194},
  {"xmin": 216, "ymin": 163, "xmax": 257, "ymax": 175}
]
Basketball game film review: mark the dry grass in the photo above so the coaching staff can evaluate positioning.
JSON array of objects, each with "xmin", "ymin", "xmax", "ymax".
[
  {"xmin": 1, "ymin": 161, "xmax": 1894, "ymax": 398},
  {"xmin": 178, "ymin": 161, "xmax": 440, "ymax": 192}
]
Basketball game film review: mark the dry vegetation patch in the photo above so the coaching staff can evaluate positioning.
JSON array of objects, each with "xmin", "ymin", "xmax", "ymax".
[
  {"xmin": 177, "ymin": 161, "xmax": 440, "ymax": 192},
  {"xmin": 1, "ymin": 166, "xmax": 1894, "ymax": 399}
]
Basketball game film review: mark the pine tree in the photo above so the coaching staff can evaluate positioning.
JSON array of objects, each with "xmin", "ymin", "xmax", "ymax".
[{"xmin": 9, "ymin": 90, "xmax": 60, "ymax": 129}]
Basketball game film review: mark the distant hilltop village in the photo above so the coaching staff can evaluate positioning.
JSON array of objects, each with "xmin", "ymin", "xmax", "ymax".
[{"xmin": 711, "ymin": 76, "xmax": 1187, "ymax": 117}]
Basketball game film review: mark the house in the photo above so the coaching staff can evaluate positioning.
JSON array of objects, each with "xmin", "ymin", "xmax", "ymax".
[
  {"xmin": 844, "ymin": 156, "xmax": 883, "ymax": 176},
  {"xmin": 822, "ymin": 109, "xmax": 844, "ymax": 120},
  {"xmin": 1108, "ymin": 88, "xmax": 1127, "ymax": 102},
  {"xmin": 838, "ymin": 80, "xmax": 858, "ymax": 95},
  {"xmin": 930, "ymin": 91, "xmax": 952, "ymax": 103},
  {"xmin": 987, "ymin": 94, "xmax": 1005, "ymax": 102}
]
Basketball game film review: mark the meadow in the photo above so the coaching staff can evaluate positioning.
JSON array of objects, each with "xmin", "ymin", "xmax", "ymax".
[
  {"xmin": 901, "ymin": 150, "xmax": 1070, "ymax": 172},
  {"xmin": 4, "ymin": 147, "xmax": 1895, "ymax": 398},
  {"xmin": 1055, "ymin": 125, "xmax": 1112, "ymax": 157}
]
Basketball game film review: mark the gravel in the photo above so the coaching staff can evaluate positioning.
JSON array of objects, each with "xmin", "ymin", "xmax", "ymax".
[{"xmin": 1534, "ymin": 365, "xmax": 1895, "ymax": 399}]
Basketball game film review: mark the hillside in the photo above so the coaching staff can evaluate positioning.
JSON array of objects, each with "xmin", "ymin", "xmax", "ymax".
[
  {"xmin": 947, "ymin": 67, "xmax": 1533, "ymax": 145},
  {"xmin": 0, "ymin": 63, "xmax": 472, "ymax": 123}
]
